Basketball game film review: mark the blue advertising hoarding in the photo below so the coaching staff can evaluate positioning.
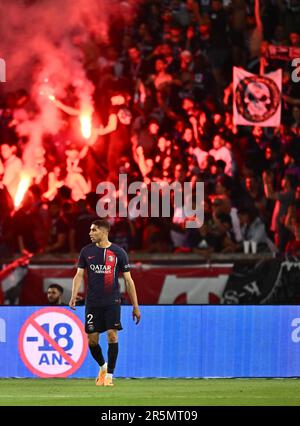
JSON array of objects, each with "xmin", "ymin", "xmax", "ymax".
[{"xmin": 0, "ymin": 306, "xmax": 300, "ymax": 378}]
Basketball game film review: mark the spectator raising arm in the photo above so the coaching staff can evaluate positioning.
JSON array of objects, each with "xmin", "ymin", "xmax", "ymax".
[
  {"xmin": 95, "ymin": 113, "xmax": 117, "ymax": 136},
  {"xmin": 49, "ymin": 96, "xmax": 80, "ymax": 116}
]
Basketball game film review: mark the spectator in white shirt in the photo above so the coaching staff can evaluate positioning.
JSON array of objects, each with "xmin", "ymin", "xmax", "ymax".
[
  {"xmin": 0, "ymin": 144, "xmax": 23, "ymax": 200},
  {"xmin": 209, "ymin": 134, "xmax": 233, "ymax": 176},
  {"xmin": 193, "ymin": 143, "xmax": 208, "ymax": 170}
]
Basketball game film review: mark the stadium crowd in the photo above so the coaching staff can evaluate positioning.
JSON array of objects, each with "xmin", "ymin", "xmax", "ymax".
[{"xmin": 0, "ymin": 0, "xmax": 300, "ymax": 258}]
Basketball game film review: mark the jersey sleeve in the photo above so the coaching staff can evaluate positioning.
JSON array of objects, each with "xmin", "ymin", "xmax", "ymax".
[
  {"xmin": 77, "ymin": 248, "xmax": 87, "ymax": 269},
  {"xmin": 118, "ymin": 249, "xmax": 131, "ymax": 273}
]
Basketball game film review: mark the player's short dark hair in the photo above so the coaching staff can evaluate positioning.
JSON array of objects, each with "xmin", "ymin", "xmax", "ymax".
[
  {"xmin": 48, "ymin": 283, "xmax": 64, "ymax": 294},
  {"xmin": 92, "ymin": 219, "xmax": 111, "ymax": 232}
]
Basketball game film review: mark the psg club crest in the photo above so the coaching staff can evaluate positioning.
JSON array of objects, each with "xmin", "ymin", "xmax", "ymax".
[{"xmin": 233, "ymin": 67, "xmax": 282, "ymax": 127}]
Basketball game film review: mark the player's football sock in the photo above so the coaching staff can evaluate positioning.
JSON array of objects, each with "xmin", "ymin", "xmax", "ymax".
[
  {"xmin": 89, "ymin": 344, "xmax": 106, "ymax": 386},
  {"xmin": 104, "ymin": 373, "xmax": 114, "ymax": 387},
  {"xmin": 101, "ymin": 362, "xmax": 107, "ymax": 372},
  {"xmin": 89, "ymin": 343, "xmax": 105, "ymax": 366},
  {"xmin": 107, "ymin": 342, "xmax": 118, "ymax": 374}
]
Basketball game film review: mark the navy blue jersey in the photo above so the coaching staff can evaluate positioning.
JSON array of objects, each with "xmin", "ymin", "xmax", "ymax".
[{"xmin": 78, "ymin": 243, "xmax": 130, "ymax": 307}]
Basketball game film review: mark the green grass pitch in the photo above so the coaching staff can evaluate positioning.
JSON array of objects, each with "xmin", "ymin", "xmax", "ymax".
[{"xmin": 0, "ymin": 378, "xmax": 300, "ymax": 406}]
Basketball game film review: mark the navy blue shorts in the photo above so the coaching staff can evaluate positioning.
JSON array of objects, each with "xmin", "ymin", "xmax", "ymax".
[{"xmin": 85, "ymin": 304, "xmax": 123, "ymax": 334}]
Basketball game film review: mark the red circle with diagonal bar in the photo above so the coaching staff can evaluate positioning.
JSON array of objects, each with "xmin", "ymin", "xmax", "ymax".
[{"xmin": 19, "ymin": 307, "xmax": 88, "ymax": 378}]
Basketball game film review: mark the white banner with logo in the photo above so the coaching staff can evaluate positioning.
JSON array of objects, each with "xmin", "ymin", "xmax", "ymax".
[
  {"xmin": 19, "ymin": 264, "xmax": 233, "ymax": 305},
  {"xmin": 233, "ymin": 67, "xmax": 282, "ymax": 127}
]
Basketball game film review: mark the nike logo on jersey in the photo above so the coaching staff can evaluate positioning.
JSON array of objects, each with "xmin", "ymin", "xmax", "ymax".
[{"xmin": 88, "ymin": 256, "xmax": 95, "ymax": 260}]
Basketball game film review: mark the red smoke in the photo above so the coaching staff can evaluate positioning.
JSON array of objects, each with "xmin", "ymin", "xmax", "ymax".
[{"xmin": 0, "ymin": 0, "xmax": 139, "ymax": 166}]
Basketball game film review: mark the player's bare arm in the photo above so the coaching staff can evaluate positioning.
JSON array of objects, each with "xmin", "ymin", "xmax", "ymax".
[
  {"xmin": 123, "ymin": 271, "xmax": 141, "ymax": 324},
  {"xmin": 69, "ymin": 267, "xmax": 85, "ymax": 310}
]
